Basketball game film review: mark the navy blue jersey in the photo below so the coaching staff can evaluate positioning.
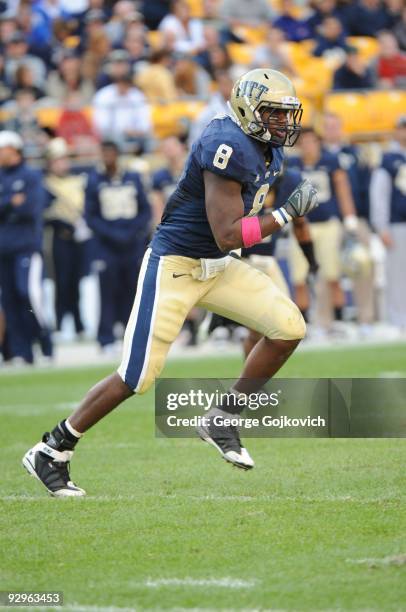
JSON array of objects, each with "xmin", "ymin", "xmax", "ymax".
[
  {"xmin": 382, "ymin": 151, "xmax": 406, "ymax": 223},
  {"xmin": 327, "ymin": 144, "xmax": 370, "ymax": 220},
  {"xmin": 0, "ymin": 162, "xmax": 45, "ymax": 255},
  {"xmin": 85, "ymin": 168, "xmax": 152, "ymax": 258},
  {"xmin": 151, "ymin": 115, "xmax": 284, "ymax": 258},
  {"xmin": 288, "ymin": 150, "xmax": 340, "ymax": 222},
  {"xmin": 243, "ymin": 168, "xmax": 303, "ymax": 257},
  {"xmin": 152, "ymin": 167, "xmax": 179, "ymax": 202}
]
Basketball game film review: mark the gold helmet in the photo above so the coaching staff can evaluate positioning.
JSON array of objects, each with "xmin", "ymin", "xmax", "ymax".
[{"xmin": 228, "ymin": 68, "xmax": 302, "ymax": 147}]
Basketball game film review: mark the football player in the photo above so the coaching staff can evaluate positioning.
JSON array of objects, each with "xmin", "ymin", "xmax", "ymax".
[
  {"xmin": 23, "ymin": 69, "xmax": 319, "ymax": 496},
  {"xmin": 242, "ymin": 164, "xmax": 318, "ymax": 356},
  {"xmin": 288, "ymin": 127, "xmax": 358, "ymax": 327},
  {"xmin": 370, "ymin": 115, "xmax": 406, "ymax": 329},
  {"xmin": 321, "ymin": 112, "xmax": 375, "ymax": 328}
]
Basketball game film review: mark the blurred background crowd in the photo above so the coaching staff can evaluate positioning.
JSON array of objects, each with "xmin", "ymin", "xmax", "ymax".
[{"xmin": 0, "ymin": 0, "xmax": 405, "ymax": 365}]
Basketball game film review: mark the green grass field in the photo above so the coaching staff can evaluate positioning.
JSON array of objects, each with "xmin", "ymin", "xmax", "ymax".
[{"xmin": 1, "ymin": 343, "xmax": 405, "ymax": 611}]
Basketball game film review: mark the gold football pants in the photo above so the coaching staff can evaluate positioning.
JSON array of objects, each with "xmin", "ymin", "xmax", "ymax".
[{"xmin": 118, "ymin": 249, "xmax": 305, "ymax": 392}]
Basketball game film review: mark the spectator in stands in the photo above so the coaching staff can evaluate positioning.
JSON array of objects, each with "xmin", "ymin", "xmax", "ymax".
[
  {"xmin": 4, "ymin": 31, "xmax": 47, "ymax": 89},
  {"xmin": 43, "ymin": 137, "xmax": 89, "ymax": 338},
  {"xmin": 370, "ymin": 116, "xmax": 406, "ymax": 330},
  {"xmin": 92, "ymin": 67, "xmax": 152, "ymax": 153},
  {"xmin": 218, "ymin": 0, "xmax": 273, "ymax": 29},
  {"xmin": 81, "ymin": 28, "xmax": 111, "ymax": 85},
  {"xmin": 139, "ymin": 0, "xmax": 171, "ymax": 31},
  {"xmin": 332, "ymin": 47, "xmax": 375, "ymax": 90},
  {"xmin": 123, "ymin": 22, "xmax": 149, "ymax": 69},
  {"xmin": 322, "ymin": 111, "xmax": 375, "ymax": 328},
  {"xmin": 136, "ymin": 48, "xmax": 178, "ymax": 103},
  {"xmin": 83, "ymin": 8, "xmax": 106, "ymax": 41},
  {"xmin": 373, "ymin": 30, "xmax": 406, "ymax": 88},
  {"xmin": 105, "ymin": 3, "xmax": 144, "ymax": 46},
  {"xmin": 85, "ymin": 140, "xmax": 152, "ymax": 352},
  {"xmin": 273, "ymin": 0, "xmax": 312, "ymax": 42},
  {"xmin": 384, "ymin": 0, "xmax": 404, "ymax": 27},
  {"xmin": 289, "ymin": 128, "xmax": 358, "ymax": 330},
  {"xmin": 0, "ymin": 12, "xmax": 18, "ymax": 48},
  {"xmin": 12, "ymin": 64, "xmax": 44, "ymax": 99},
  {"xmin": 95, "ymin": 49, "xmax": 131, "ymax": 90},
  {"xmin": 306, "ymin": 0, "xmax": 346, "ymax": 37},
  {"xmin": 16, "ymin": 1, "xmax": 52, "ymax": 62},
  {"xmin": 393, "ymin": 6, "xmax": 406, "ymax": 51},
  {"xmin": 0, "ymin": 55, "xmax": 12, "ymax": 105},
  {"xmin": 345, "ymin": 0, "xmax": 391, "ymax": 37},
  {"xmin": 253, "ymin": 26, "xmax": 297, "ymax": 76},
  {"xmin": 313, "ymin": 16, "xmax": 349, "ymax": 60},
  {"xmin": 0, "ymin": 130, "xmax": 52, "ymax": 364},
  {"xmin": 158, "ymin": 0, "xmax": 205, "ymax": 55},
  {"xmin": 56, "ymin": 94, "xmax": 98, "ymax": 155},
  {"xmin": 151, "ymin": 136, "xmax": 187, "ymax": 226},
  {"xmin": 3, "ymin": 88, "xmax": 48, "ymax": 158},
  {"xmin": 188, "ymin": 69, "xmax": 233, "ymax": 145},
  {"xmin": 195, "ymin": 26, "xmax": 233, "ymax": 78},
  {"xmin": 46, "ymin": 50, "xmax": 94, "ymax": 105},
  {"xmin": 173, "ymin": 55, "xmax": 211, "ymax": 100}
]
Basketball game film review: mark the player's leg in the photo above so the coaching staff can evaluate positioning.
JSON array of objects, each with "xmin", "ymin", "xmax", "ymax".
[
  {"xmin": 97, "ymin": 255, "xmax": 118, "ymax": 349},
  {"xmin": 0, "ymin": 254, "xmax": 33, "ymax": 363},
  {"xmin": 22, "ymin": 250, "xmax": 202, "ymax": 496},
  {"xmin": 314, "ymin": 219, "xmax": 344, "ymax": 326},
  {"xmin": 243, "ymin": 255, "xmax": 289, "ymax": 357},
  {"xmin": 289, "ymin": 232, "xmax": 310, "ymax": 319},
  {"xmin": 197, "ymin": 257, "xmax": 305, "ymax": 468}
]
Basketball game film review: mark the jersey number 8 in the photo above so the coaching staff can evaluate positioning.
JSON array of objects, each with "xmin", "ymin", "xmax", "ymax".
[{"xmin": 213, "ymin": 144, "xmax": 233, "ymax": 169}]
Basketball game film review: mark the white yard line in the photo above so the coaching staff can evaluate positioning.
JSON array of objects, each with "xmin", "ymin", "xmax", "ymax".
[
  {"xmin": 1, "ymin": 494, "xmax": 402, "ymax": 504},
  {"xmin": 142, "ymin": 577, "xmax": 257, "ymax": 588}
]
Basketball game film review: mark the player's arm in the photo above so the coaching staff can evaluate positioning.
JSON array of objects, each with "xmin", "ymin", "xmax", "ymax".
[
  {"xmin": 293, "ymin": 217, "xmax": 318, "ymax": 273},
  {"xmin": 205, "ymin": 171, "xmax": 319, "ymax": 252},
  {"xmin": 332, "ymin": 168, "xmax": 358, "ymax": 232},
  {"xmin": 204, "ymin": 171, "xmax": 281, "ymax": 252}
]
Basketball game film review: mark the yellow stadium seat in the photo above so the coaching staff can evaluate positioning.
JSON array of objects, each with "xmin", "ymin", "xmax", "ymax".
[
  {"xmin": 347, "ymin": 36, "xmax": 379, "ymax": 63},
  {"xmin": 36, "ymin": 107, "xmax": 62, "ymax": 128},
  {"xmin": 286, "ymin": 42, "xmax": 313, "ymax": 70},
  {"xmin": 147, "ymin": 30, "xmax": 164, "ymax": 50},
  {"xmin": 227, "ymin": 43, "xmax": 256, "ymax": 66},
  {"xmin": 185, "ymin": 0, "xmax": 204, "ymax": 18},
  {"xmin": 367, "ymin": 90, "xmax": 406, "ymax": 132},
  {"xmin": 299, "ymin": 57, "xmax": 334, "ymax": 97},
  {"xmin": 299, "ymin": 96, "xmax": 315, "ymax": 128},
  {"xmin": 233, "ymin": 25, "xmax": 269, "ymax": 45},
  {"xmin": 324, "ymin": 90, "xmax": 406, "ymax": 137},
  {"xmin": 151, "ymin": 100, "xmax": 206, "ymax": 138}
]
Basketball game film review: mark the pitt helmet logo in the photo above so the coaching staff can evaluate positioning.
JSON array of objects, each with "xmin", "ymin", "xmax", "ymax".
[{"xmin": 236, "ymin": 80, "xmax": 269, "ymax": 101}]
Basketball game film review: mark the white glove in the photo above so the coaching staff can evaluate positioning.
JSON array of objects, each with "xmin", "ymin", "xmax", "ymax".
[{"xmin": 272, "ymin": 179, "xmax": 319, "ymax": 227}]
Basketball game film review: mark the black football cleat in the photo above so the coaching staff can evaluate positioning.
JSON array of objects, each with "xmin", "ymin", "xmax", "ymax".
[
  {"xmin": 196, "ymin": 407, "xmax": 254, "ymax": 470},
  {"xmin": 22, "ymin": 433, "xmax": 86, "ymax": 497}
]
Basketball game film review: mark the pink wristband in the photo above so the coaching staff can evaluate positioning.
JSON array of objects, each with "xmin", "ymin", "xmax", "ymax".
[{"xmin": 241, "ymin": 216, "xmax": 262, "ymax": 248}]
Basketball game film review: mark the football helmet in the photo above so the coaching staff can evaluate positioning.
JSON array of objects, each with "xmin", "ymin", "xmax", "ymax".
[
  {"xmin": 228, "ymin": 69, "xmax": 302, "ymax": 147},
  {"xmin": 341, "ymin": 236, "xmax": 372, "ymax": 278}
]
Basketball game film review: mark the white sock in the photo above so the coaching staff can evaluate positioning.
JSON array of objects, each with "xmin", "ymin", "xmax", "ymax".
[{"xmin": 65, "ymin": 419, "xmax": 83, "ymax": 439}]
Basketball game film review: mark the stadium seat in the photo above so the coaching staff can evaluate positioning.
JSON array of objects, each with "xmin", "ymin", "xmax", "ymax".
[
  {"xmin": 226, "ymin": 43, "xmax": 256, "ymax": 66},
  {"xmin": 233, "ymin": 25, "xmax": 269, "ymax": 44},
  {"xmin": 285, "ymin": 41, "xmax": 314, "ymax": 70},
  {"xmin": 185, "ymin": 0, "xmax": 204, "ymax": 18},
  {"xmin": 324, "ymin": 90, "xmax": 406, "ymax": 137},
  {"xmin": 347, "ymin": 36, "xmax": 379, "ymax": 63},
  {"xmin": 36, "ymin": 107, "xmax": 62, "ymax": 129},
  {"xmin": 151, "ymin": 100, "xmax": 206, "ymax": 138},
  {"xmin": 297, "ymin": 57, "xmax": 334, "ymax": 103},
  {"xmin": 299, "ymin": 96, "xmax": 315, "ymax": 127},
  {"xmin": 146, "ymin": 30, "xmax": 164, "ymax": 50}
]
